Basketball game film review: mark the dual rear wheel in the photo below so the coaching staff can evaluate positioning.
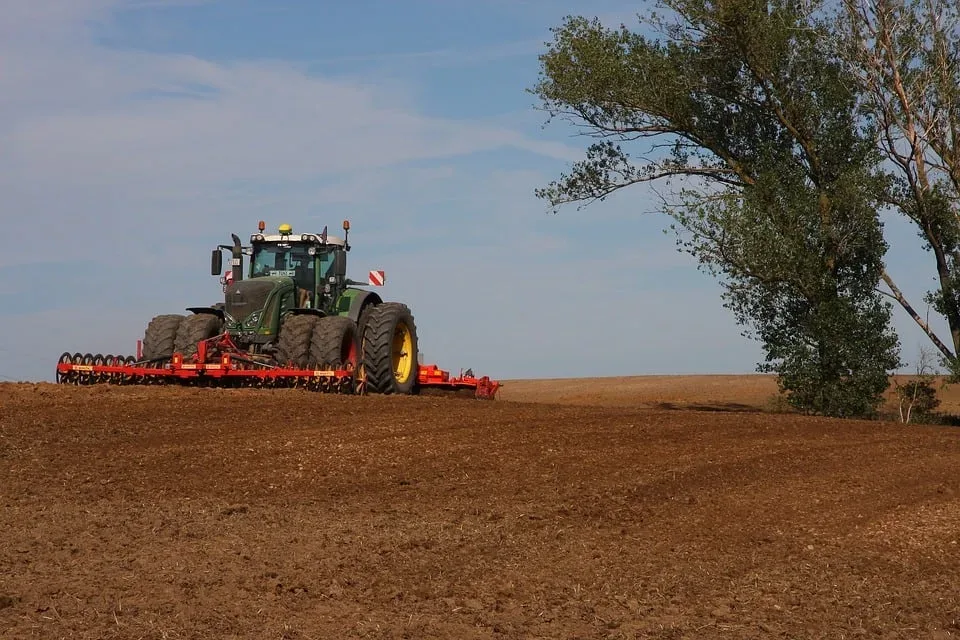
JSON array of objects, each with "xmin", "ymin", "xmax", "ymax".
[
  {"xmin": 274, "ymin": 315, "xmax": 358, "ymax": 370},
  {"xmin": 274, "ymin": 303, "xmax": 418, "ymax": 394}
]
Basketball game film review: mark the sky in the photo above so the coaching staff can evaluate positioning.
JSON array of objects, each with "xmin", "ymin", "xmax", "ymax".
[{"xmin": 0, "ymin": 0, "xmax": 948, "ymax": 383}]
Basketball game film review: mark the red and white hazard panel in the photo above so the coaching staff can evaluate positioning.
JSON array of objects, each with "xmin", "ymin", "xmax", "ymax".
[{"xmin": 368, "ymin": 270, "xmax": 385, "ymax": 286}]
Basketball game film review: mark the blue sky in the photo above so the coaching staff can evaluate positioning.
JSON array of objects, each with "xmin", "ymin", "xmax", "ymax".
[{"xmin": 0, "ymin": 0, "xmax": 946, "ymax": 382}]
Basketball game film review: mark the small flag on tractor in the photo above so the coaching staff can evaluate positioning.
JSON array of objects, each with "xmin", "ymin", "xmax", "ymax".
[{"xmin": 368, "ymin": 270, "xmax": 385, "ymax": 286}]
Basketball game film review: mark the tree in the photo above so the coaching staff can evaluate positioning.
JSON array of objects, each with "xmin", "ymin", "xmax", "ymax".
[
  {"xmin": 894, "ymin": 346, "xmax": 942, "ymax": 423},
  {"xmin": 838, "ymin": 0, "xmax": 960, "ymax": 372},
  {"xmin": 531, "ymin": 0, "xmax": 902, "ymax": 417}
]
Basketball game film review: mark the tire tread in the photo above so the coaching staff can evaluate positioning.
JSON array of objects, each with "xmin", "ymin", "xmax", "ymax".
[
  {"xmin": 142, "ymin": 314, "xmax": 185, "ymax": 360},
  {"xmin": 309, "ymin": 316, "xmax": 358, "ymax": 369},
  {"xmin": 274, "ymin": 315, "xmax": 317, "ymax": 368},
  {"xmin": 173, "ymin": 314, "xmax": 222, "ymax": 356}
]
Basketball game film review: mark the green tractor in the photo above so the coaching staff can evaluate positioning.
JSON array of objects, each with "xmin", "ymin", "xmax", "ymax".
[{"xmin": 140, "ymin": 220, "xmax": 418, "ymax": 394}]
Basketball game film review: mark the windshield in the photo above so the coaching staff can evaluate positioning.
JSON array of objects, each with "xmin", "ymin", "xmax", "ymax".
[{"xmin": 250, "ymin": 243, "xmax": 334, "ymax": 290}]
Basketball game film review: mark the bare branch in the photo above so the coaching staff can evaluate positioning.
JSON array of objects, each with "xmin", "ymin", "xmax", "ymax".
[{"xmin": 881, "ymin": 269, "xmax": 955, "ymax": 360}]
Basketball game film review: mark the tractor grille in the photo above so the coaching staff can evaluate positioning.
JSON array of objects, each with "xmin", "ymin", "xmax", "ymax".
[{"xmin": 225, "ymin": 280, "xmax": 274, "ymax": 323}]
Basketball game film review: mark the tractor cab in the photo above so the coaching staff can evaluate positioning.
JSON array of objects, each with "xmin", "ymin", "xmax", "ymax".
[
  {"xmin": 210, "ymin": 220, "xmax": 353, "ymax": 343},
  {"xmin": 247, "ymin": 223, "xmax": 347, "ymax": 310}
]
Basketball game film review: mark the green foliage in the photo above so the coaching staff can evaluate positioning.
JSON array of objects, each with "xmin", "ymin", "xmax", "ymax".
[
  {"xmin": 672, "ymin": 169, "xmax": 900, "ymax": 417},
  {"xmin": 532, "ymin": 0, "xmax": 902, "ymax": 418}
]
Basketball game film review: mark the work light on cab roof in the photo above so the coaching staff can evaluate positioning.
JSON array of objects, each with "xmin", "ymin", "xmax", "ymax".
[
  {"xmin": 54, "ymin": 218, "xmax": 500, "ymax": 400},
  {"xmin": 248, "ymin": 219, "xmax": 350, "ymax": 249}
]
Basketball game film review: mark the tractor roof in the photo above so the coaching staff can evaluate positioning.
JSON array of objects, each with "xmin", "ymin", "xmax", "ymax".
[{"xmin": 251, "ymin": 233, "xmax": 346, "ymax": 247}]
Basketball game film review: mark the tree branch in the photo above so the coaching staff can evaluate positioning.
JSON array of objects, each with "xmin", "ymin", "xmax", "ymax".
[{"xmin": 880, "ymin": 269, "xmax": 955, "ymax": 360}]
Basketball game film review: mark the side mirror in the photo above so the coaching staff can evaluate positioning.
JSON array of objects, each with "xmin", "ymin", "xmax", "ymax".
[
  {"xmin": 332, "ymin": 250, "xmax": 347, "ymax": 278},
  {"xmin": 211, "ymin": 249, "xmax": 222, "ymax": 275}
]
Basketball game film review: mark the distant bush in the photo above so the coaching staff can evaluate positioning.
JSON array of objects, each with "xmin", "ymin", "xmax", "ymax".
[
  {"xmin": 895, "ymin": 379, "xmax": 941, "ymax": 423},
  {"xmin": 895, "ymin": 348, "xmax": 943, "ymax": 424}
]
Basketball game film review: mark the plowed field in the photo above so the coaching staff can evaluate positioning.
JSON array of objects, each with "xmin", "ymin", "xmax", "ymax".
[{"xmin": 2, "ymin": 379, "xmax": 960, "ymax": 639}]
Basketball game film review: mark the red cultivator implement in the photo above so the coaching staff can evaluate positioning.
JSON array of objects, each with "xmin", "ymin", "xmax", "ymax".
[
  {"xmin": 417, "ymin": 364, "xmax": 501, "ymax": 400},
  {"xmin": 55, "ymin": 333, "xmax": 501, "ymax": 399},
  {"xmin": 55, "ymin": 219, "xmax": 501, "ymax": 400}
]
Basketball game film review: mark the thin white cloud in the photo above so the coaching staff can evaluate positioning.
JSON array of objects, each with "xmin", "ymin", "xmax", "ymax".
[
  {"xmin": 306, "ymin": 38, "xmax": 548, "ymax": 70},
  {"xmin": 3, "ymin": 55, "xmax": 575, "ymax": 186},
  {"xmin": 0, "ymin": 0, "xmax": 578, "ymax": 271}
]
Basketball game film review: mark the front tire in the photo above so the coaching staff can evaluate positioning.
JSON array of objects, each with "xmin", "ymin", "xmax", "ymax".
[
  {"xmin": 142, "ymin": 314, "xmax": 185, "ymax": 361},
  {"xmin": 361, "ymin": 302, "xmax": 418, "ymax": 394},
  {"xmin": 309, "ymin": 316, "xmax": 358, "ymax": 369},
  {"xmin": 274, "ymin": 314, "xmax": 317, "ymax": 368},
  {"xmin": 173, "ymin": 314, "xmax": 222, "ymax": 357}
]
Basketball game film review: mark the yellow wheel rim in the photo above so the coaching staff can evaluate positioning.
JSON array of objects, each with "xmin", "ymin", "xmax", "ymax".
[{"xmin": 392, "ymin": 320, "xmax": 414, "ymax": 384}]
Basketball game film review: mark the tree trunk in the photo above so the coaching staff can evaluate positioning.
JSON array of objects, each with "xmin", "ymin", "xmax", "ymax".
[{"xmin": 924, "ymin": 226, "xmax": 960, "ymax": 355}]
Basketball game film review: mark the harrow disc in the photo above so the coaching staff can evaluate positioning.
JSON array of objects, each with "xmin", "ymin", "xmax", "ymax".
[
  {"xmin": 56, "ymin": 352, "xmax": 72, "ymax": 384},
  {"xmin": 91, "ymin": 354, "xmax": 104, "ymax": 383},
  {"xmin": 123, "ymin": 356, "xmax": 136, "ymax": 384},
  {"xmin": 337, "ymin": 376, "xmax": 355, "ymax": 394}
]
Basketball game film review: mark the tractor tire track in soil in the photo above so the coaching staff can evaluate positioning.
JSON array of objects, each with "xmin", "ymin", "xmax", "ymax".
[{"xmin": 1, "ymin": 382, "xmax": 959, "ymax": 638}]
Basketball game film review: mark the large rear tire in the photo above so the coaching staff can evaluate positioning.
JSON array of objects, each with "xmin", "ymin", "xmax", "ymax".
[
  {"xmin": 361, "ymin": 302, "xmax": 418, "ymax": 394},
  {"xmin": 309, "ymin": 316, "xmax": 358, "ymax": 369},
  {"xmin": 142, "ymin": 314, "xmax": 185, "ymax": 361},
  {"xmin": 173, "ymin": 314, "xmax": 222, "ymax": 357},
  {"xmin": 274, "ymin": 314, "xmax": 317, "ymax": 368},
  {"xmin": 357, "ymin": 304, "xmax": 375, "ymax": 345}
]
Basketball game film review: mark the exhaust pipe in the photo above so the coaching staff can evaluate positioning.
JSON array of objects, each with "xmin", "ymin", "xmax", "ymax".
[{"xmin": 231, "ymin": 233, "xmax": 243, "ymax": 283}]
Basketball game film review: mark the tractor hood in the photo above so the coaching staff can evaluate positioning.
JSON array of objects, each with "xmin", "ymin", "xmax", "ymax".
[{"xmin": 224, "ymin": 276, "xmax": 288, "ymax": 323}]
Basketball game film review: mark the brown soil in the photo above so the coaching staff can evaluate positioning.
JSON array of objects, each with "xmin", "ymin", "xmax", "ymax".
[
  {"xmin": 501, "ymin": 374, "xmax": 960, "ymax": 415},
  {"xmin": 500, "ymin": 375, "xmax": 781, "ymax": 412},
  {"xmin": 2, "ymin": 379, "xmax": 960, "ymax": 639}
]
